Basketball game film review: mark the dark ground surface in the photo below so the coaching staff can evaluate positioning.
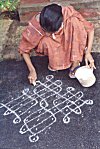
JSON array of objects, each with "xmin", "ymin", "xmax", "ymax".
[{"xmin": 0, "ymin": 53, "xmax": 100, "ymax": 149}]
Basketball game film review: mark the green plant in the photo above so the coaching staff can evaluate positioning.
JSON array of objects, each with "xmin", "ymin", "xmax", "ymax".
[{"xmin": 0, "ymin": 0, "xmax": 19, "ymax": 12}]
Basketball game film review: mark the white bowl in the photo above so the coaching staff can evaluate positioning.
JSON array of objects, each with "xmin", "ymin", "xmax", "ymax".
[{"xmin": 75, "ymin": 66, "xmax": 96, "ymax": 87}]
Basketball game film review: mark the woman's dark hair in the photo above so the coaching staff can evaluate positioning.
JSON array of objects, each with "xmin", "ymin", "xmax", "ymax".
[{"xmin": 40, "ymin": 4, "xmax": 63, "ymax": 33}]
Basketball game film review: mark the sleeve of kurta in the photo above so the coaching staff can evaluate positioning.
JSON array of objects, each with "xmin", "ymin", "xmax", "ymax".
[
  {"xmin": 18, "ymin": 16, "xmax": 44, "ymax": 54},
  {"xmin": 63, "ymin": 6, "xmax": 94, "ymax": 62},
  {"xmin": 77, "ymin": 14, "xmax": 94, "ymax": 33},
  {"xmin": 71, "ymin": 6, "xmax": 94, "ymax": 33}
]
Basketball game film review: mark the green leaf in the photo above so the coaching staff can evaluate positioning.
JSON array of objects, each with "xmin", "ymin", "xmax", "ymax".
[{"xmin": 0, "ymin": 0, "xmax": 19, "ymax": 11}]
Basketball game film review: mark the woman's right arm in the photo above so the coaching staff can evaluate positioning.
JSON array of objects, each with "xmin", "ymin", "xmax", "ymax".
[
  {"xmin": 18, "ymin": 16, "xmax": 43, "ymax": 84},
  {"xmin": 22, "ymin": 53, "xmax": 37, "ymax": 84}
]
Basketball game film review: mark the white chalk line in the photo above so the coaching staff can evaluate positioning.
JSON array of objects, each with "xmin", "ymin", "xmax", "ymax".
[
  {"xmin": 2, "ymin": 78, "xmax": 62, "ymax": 116},
  {"xmin": 20, "ymin": 92, "xmax": 86, "ymax": 135},
  {"xmin": 0, "ymin": 75, "xmax": 93, "ymax": 143}
]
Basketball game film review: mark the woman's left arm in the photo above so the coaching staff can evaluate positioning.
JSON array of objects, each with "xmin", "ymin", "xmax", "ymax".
[{"xmin": 85, "ymin": 29, "xmax": 96, "ymax": 69}]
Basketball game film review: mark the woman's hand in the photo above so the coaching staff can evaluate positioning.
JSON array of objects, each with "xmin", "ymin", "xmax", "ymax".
[
  {"xmin": 28, "ymin": 69, "xmax": 37, "ymax": 85},
  {"xmin": 22, "ymin": 53, "xmax": 37, "ymax": 85},
  {"xmin": 85, "ymin": 52, "xmax": 96, "ymax": 69}
]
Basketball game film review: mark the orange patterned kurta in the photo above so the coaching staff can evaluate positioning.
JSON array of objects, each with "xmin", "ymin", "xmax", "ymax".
[{"xmin": 18, "ymin": 6, "xmax": 94, "ymax": 70}]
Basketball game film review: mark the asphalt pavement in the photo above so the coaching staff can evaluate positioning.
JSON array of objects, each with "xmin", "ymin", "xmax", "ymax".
[{"xmin": 0, "ymin": 53, "xmax": 100, "ymax": 149}]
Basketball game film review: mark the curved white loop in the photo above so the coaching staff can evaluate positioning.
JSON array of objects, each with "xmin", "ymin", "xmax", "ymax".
[
  {"xmin": 19, "ymin": 124, "xmax": 28, "ymax": 134},
  {"xmin": 29, "ymin": 134, "xmax": 39, "ymax": 143},
  {"xmin": 66, "ymin": 87, "xmax": 75, "ymax": 92},
  {"xmin": 13, "ymin": 117, "xmax": 21, "ymax": 124},
  {"xmin": 4, "ymin": 110, "xmax": 12, "ymax": 116},
  {"xmin": 22, "ymin": 88, "xmax": 29, "ymax": 95},
  {"xmin": 74, "ymin": 108, "xmax": 82, "ymax": 115},
  {"xmin": 75, "ymin": 91, "xmax": 84, "ymax": 98},
  {"xmin": 54, "ymin": 80, "xmax": 62, "ymax": 86},
  {"xmin": 85, "ymin": 100, "xmax": 93, "ymax": 105},
  {"xmin": 40, "ymin": 100, "xmax": 49, "ymax": 108},
  {"xmin": 63, "ymin": 115, "xmax": 70, "ymax": 124},
  {"xmin": 46, "ymin": 75, "xmax": 54, "ymax": 81},
  {"xmin": 35, "ymin": 80, "xmax": 41, "ymax": 85}
]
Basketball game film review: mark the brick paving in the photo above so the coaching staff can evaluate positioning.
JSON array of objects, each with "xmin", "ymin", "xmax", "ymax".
[{"xmin": 0, "ymin": 0, "xmax": 100, "ymax": 60}]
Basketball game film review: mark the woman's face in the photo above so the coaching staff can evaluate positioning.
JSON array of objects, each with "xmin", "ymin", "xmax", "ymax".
[{"xmin": 42, "ymin": 22, "xmax": 63, "ymax": 36}]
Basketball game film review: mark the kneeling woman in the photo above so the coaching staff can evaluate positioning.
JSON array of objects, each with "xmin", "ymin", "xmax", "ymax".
[{"xmin": 18, "ymin": 4, "xmax": 95, "ymax": 84}]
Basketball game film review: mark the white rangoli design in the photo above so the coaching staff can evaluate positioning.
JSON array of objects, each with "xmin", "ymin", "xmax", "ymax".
[{"xmin": 0, "ymin": 75, "xmax": 93, "ymax": 143}]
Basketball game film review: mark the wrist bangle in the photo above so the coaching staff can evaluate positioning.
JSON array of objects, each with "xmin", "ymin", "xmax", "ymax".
[{"xmin": 85, "ymin": 48, "xmax": 91, "ymax": 54}]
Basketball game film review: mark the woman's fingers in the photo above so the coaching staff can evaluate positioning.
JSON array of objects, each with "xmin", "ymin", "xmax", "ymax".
[
  {"xmin": 28, "ymin": 76, "xmax": 34, "ymax": 84},
  {"xmin": 28, "ymin": 70, "xmax": 37, "ymax": 85},
  {"xmin": 89, "ymin": 61, "xmax": 96, "ymax": 69},
  {"xmin": 28, "ymin": 75, "xmax": 37, "ymax": 85},
  {"xmin": 85, "ymin": 53, "xmax": 96, "ymax": 69}
]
